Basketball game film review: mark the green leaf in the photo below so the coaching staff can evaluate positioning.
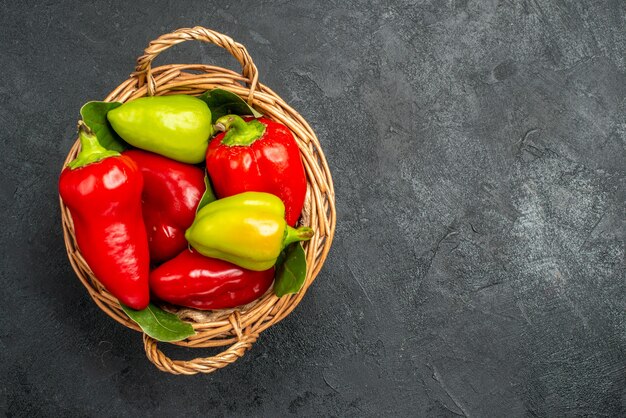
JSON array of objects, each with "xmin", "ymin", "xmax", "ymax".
[
  {"xmin": 274, "ymin": 243, "xmax": 307, "ymax": 297},
  {"xmin": 196, "ymin": 171, "xmax": 217, "ymax": 213},
  {"xmin": 274, "ymin": 249, "xmax": 286, "ymax": 272},
  {"xmin": 80, "ymin": 101, "xmax": 127, "ymax": 152},
  {"xmin": 199, "ymin": 88, "xmax": 262, "ymax": 123},
  {"xmin": 121, "ymin": 303, "xmax": 196, "ymax": 342}
]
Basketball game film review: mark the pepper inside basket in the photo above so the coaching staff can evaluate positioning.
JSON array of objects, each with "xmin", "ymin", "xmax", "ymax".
[{"xmin": 59, "ymin": 27, "xmax": 336, "ymax": 375}]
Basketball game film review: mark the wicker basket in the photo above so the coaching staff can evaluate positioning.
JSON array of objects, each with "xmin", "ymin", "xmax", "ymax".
[{"xmin": 59, "ymin": 27, "xmax": 335, "ymax": 375}]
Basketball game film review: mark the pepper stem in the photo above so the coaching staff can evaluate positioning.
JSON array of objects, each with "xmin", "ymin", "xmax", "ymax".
[
  {"xmin": 67, "ymin": 121, "xmax": 120, "ymax": 169},
  {"xmin": 283, "ymin": 226, "xmax": 314, "ymax": 248},
  {"xmin": 215, "ymin": 114, "xmax": 266, "ymax": 147}
]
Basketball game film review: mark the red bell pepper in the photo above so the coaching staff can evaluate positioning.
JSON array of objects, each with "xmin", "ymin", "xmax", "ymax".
[
  {"xmin": 206, "ymin": 115, "xmax": 307, "ymax": 226},
  {"xmin": 59, "ymin": 122, "xmax": 150, "ymax": 309},
  {"xmin": 123, "ymin": 150, "xmax": 205, "ymax": 263},
  {"xmin": 150, "ymin": 249, "xmax": 275, "ymax": 310}
]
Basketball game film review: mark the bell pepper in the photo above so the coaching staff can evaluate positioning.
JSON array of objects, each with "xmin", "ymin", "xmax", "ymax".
[
  {"xmin": 206, "ymin": 115, "xmax": 307, "ymax": 226},
  {"xmin": 150, "ymin": 249, "xmax": 274, "ymax": 310},
  {"xmin": 185, "ymin": 192, "xmax": 313, "ymax": 271},
  {"xmin": 123, "ymin": 150, "xmax": 205, "ymax": 264},
  {"xmin": 107, "ymin": 95, "xmax": 213, "ymax": 164},
  {"xmin": 59, "ymin": 122, "xmax": 150, "ymax": 309}
]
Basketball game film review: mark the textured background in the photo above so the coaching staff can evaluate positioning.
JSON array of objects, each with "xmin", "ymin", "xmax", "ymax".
[{"xmin": 1, "ymin": 1, "xmax": 625, "ymax": 416}]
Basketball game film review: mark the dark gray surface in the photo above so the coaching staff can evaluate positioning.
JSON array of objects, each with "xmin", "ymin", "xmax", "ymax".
[{"xmin": 1, "ymin": 1, "xmax": 625, "ymax": 416}]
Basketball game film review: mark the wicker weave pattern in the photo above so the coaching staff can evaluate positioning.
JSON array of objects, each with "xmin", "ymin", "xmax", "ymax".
[{"xmin": 59, "ymin": 27, "xmax": 335, "ymax": 375}]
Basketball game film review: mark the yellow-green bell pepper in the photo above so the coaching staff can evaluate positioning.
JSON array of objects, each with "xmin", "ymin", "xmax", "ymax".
[
  {"xmin": 185, "ymin": 192, "xmax": 313, "ymax": 271},
  {"xmin": 107, "ymin": 95, "xmax": 213, "ymax": 164}
]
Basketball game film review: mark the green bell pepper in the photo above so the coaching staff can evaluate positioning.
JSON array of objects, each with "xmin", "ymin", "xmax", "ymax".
[
  {"xmin": 185, "ymin": 192, "xmax": 314, "ymax": 271},
  {"xmin": 107, "ymin": 95, "xmax": 213, "ymax": 164}
]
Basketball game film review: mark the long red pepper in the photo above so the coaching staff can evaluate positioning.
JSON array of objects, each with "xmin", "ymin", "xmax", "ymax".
[
  {"xmin": 150, "ymin": 249, "xmax": 275, "ymax": 310},
  {"xmin": 123, "ymin": 150, "xmax": 205, "ymax": 264},
  {"xmin": 59, "ymin": 122, "xmax": 150, "ymax": 309}
]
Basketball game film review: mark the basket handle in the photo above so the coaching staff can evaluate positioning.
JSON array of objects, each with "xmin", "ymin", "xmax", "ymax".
[
  {"xmin": 142, "ymin": 312, "xmax": 258, "ymax": 375},
  {"xmin": 134, "ymin": 26, "xmax": 259, "ymax": 102}
]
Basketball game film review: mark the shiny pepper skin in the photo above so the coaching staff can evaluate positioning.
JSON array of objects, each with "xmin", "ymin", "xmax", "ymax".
[
  {"xmin": 185, "ymin": 192, "xmax": 313, "ymax": 271},
  {"xmin": 206, "ymin": 115, "xmax": 307, "ymax": 226},
  {"xmin": 123, "ymin": 150, "xmax": 205, "ymax": 263},
  {"xmin": 59, "ymin": 123, "xmax": 150, "ymax": 309},
  {"xmin": 107, "ymin": 95, "xmax": 213, "ymax": 164},
  {"xmin": 150, "ymin": 249, "xmax": 275, "ymax": 310}
]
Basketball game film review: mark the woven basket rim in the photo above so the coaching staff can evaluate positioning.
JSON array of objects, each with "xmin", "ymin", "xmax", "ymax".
[{"xmin": 60, "ymin": 26, "xmax": 336, "ymax": 375}]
